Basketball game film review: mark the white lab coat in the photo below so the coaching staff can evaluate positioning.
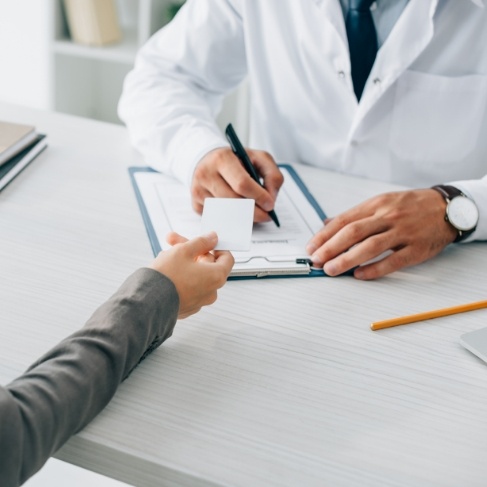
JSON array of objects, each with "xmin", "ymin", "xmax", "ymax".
[{"xmin": 119, "ymin": 0, "xmax": 487, "ymax": 241}]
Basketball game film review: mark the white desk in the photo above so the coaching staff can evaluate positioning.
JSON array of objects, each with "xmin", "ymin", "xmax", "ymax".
[{"xmin": 1, "ymin": 103, "xmax": 487, "ymax": 487}]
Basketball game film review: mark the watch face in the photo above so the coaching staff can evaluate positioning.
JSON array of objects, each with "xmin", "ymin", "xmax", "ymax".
[{"xmin": 447, "ymin": 197, "xmax": 479, "ymax": 231}]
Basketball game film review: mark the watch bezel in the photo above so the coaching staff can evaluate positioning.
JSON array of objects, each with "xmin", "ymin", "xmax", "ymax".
[
  {"xmin": 431, "ymin": 184, "xmax": 479, "ymax": 242},
  {"xmin": 446, "ymin": 196, "xmax": 479, "ymax": 232}
]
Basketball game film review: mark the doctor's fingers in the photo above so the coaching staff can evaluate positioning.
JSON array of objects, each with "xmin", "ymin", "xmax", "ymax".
[
  {"xmin": 353, "ymin": 246, "xmax": 425, "ymax": 280},
  {"xmin": 323, "ymin": 221, "xmax": 448, "ymax": 279},
  {"xmin": 322, "ymin": 229, "xmax": 397, "ymax": 277},
  {"xmin": 307, "ymin": 214, "xmax": 387, "ymax": 264},
  {"xmin": 206, "ymin": 172, "xmax": 273, "ymax": 223},
  {"xmin": 218, "ymin": 158, "xmax": 276, "ymax": 213},
  {"xmin": 191, "ymin": 184, "xmax": 213, "ymax": 214},
  {"xmin": 306, "ymin": 205, "xmax": 376, "ymax": 251},
  {"xmin": 247, "ymin": 149, "xmax": 284, "ymax": 201}
]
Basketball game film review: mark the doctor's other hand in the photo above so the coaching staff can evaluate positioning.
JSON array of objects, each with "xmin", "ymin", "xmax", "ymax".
[
  {"xmin": 150, "ymin": 231, "xmax": 234, "ymax": 319},
  {"xmin": 191, "ymin": 147, "xmax": 284, "ymax": 223},
  {"xmin": 306, "ymin": 189, "xmax": 457, "ymax": 280}
]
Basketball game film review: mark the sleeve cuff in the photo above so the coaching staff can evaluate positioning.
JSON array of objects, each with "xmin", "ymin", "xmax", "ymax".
[
  {"xmin": 168, "ymin": 125, "xmax": 229, "ymax": 187},
  {"xmin": 448, "ymin": 179, "xmax": 487, "ymax": 242}
]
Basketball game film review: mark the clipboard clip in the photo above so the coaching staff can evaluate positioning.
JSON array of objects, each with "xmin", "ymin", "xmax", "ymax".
[{"xmin": 236, "ymin": 256, "xmax": 313, "ymax": 265}]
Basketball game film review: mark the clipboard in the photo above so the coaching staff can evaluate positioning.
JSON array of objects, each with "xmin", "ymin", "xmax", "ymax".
[{"xmin": 129, "ymin": 164, "xmax": 329, "ymax": 279}]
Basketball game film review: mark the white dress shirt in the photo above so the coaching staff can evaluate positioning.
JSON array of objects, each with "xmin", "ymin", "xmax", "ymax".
[{"xmin": 119, "ymin": 0, "xmax": 487, "ymax": 241}]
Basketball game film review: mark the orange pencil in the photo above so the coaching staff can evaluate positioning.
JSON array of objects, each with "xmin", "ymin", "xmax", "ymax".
[{"xmin": 371, "ymin": 299, "xmax": 487, "ymax": 331}]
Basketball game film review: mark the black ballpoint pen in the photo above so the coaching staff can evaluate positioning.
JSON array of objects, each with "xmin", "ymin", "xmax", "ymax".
[{"xmin": 225, "ymin": 123, "xmax": 280, "ymax": 227}]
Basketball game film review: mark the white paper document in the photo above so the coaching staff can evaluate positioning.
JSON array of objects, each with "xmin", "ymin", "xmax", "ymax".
[
  {"xmin": 132, "ymin": 165, "xmax": 325, "ymax": 277},
  {"xmin": 201, "ymin": 198, "xmax": 254, "ymax": 251}
]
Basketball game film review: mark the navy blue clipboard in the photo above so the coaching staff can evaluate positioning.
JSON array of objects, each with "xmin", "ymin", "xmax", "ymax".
[{"xmin": 129, "ymin": 164, "xmax": 330, "ymax": 279}]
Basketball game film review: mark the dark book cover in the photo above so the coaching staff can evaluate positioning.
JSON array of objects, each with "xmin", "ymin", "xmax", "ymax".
[{"xmin": 0, "ymin": 134, "xmax": 47, "ymax": 191}]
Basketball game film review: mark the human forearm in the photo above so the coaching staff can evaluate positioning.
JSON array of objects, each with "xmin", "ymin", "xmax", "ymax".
[
  {"xmin": 118, "ymin": 0, "xmax": 247, "ymax": 186},
  {"xmin": 0, "ymin": 268, "xmax": 178, "ymax": 486}
]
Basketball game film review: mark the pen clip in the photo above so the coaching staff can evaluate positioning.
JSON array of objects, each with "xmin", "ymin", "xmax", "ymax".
[{"xmin": 235, "ymin": 256, "xmax": 313, "ymax": 266}]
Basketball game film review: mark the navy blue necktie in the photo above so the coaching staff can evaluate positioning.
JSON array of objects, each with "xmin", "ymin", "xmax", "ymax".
[{"xmin": 346, "ymin": 0, "xmax": 378, "ymax": 100}]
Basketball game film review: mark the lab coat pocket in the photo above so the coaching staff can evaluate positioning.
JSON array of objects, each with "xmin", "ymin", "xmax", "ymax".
[{"xmin": 390, "ymin": 71, "xmax": 487, "ymax": 163}]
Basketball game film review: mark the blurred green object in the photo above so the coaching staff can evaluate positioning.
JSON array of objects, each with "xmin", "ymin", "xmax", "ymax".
[{"xmin": 167, "ymin": 1, "xmax": 185, "ymax": 21}]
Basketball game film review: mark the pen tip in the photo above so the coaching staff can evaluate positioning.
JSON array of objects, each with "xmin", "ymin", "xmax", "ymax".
[{"xmin": 271, "ymin": 213, "xmax": 280, "ymax": 227}]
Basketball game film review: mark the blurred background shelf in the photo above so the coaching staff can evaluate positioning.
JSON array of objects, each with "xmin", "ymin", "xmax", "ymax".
[
  {"xmin": 51, "ymin": 0, "xmax": 248, "ymax": 134},
  {"xmin": 0, "ymin": 0, "xmax": 248, "ymax": 142},
  {"xmin": 53, "ymin": 27, "xmax": 139, "ymax": 64},
  {"xmin": 51, "ymin": 0, "xmax": 175, "ymax": 124}
]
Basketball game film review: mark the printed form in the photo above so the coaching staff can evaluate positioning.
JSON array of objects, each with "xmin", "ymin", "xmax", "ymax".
[{"xmin": 133, "ymin": 166, "xmax": 325, "ymax": 277}]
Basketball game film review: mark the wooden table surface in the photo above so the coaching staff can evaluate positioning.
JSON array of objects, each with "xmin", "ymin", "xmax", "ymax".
[{"xmin": 1, "ymin": 103, "xmax": 487, "ymax": 487}]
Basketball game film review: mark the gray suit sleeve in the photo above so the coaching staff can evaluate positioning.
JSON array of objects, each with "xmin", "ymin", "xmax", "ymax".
[{"xmin": 0, "ymin": 267, "xmax": 179, "ymax": 487}]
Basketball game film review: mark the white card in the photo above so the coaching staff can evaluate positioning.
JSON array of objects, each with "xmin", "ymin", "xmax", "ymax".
[
  {"xmin": 460, "ymin": 327, "xmax": 487, "ymax": 364},
  {"xmin": 201, "ymin": 198, "xmax": 255, "ymax": 251}
]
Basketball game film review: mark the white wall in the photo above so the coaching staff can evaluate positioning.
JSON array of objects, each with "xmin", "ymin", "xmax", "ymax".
[{"xmin": 0, "ymin": 0, "xmax": 51, "ymax": 110}]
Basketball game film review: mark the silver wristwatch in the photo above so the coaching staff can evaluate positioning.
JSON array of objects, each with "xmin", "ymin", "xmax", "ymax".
[{"xmin": 432, "ymin": 185, "xmax": 479, "ymax": 242}]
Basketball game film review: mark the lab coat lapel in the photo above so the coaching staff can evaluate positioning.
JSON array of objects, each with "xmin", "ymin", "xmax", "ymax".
[
  {"xmin": 351, "ymin": 0, "xmax": 439, "ymax": 133},
  {"xmin": 312, "ymin": 0, "xmax": 349, "ymax": 54}
]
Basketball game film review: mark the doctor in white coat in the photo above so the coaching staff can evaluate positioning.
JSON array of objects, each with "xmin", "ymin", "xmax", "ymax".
[{"xmin": 119, "ymin": 0, "xmax": 487, "ymax": 280}]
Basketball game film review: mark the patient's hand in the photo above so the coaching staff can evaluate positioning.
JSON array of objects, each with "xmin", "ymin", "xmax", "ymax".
[{"xmin": 150, "ymin": 232, "xmax": 234, "ymax": 318}]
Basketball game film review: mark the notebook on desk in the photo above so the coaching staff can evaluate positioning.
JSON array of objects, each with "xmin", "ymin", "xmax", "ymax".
[
  {"xmin": 0, "ymin": 134, "xmax": 47, "ymax": 192},
  {"xmin": 129, "ymin": 164, "xmax": 328, "ymax": 279},
  {"xmin": 0, "ymin": 120, "xmax": 38, "ymax": 166}
]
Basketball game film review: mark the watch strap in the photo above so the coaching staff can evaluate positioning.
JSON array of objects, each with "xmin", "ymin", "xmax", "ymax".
[{"xmin": 431, "ymin": 184, "xmax": 464, "ymax": 201}]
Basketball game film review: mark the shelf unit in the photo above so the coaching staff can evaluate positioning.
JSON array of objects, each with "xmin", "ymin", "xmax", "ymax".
[
  {"xmin": 49, "ymin": 0, "xmax": 249, "ymax": 140},
  {"xmin": 50, "ymin": 0, "xmax": 178, "ymax": 124}
]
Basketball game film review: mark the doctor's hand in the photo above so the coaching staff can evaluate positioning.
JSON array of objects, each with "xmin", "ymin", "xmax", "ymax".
[
  {"xmin": 306, "ymin": 189, "xmax": 457, "ymax": 280},
  {"xmin": 191, "ymin": 147, "xmax": 284, "ymax": 223},
  {"xmin": 150, "ymin": 231, "xmax": 234, "ymax": 319}
]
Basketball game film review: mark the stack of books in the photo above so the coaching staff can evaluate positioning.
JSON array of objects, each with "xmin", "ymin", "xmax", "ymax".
[
  {"xmin": 0, "ymin": 121, "xmax": 47, "ymax": 191},
  {"xmin": 63, "ymin": 0, "xmax": 122, "ymax": 46}
]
